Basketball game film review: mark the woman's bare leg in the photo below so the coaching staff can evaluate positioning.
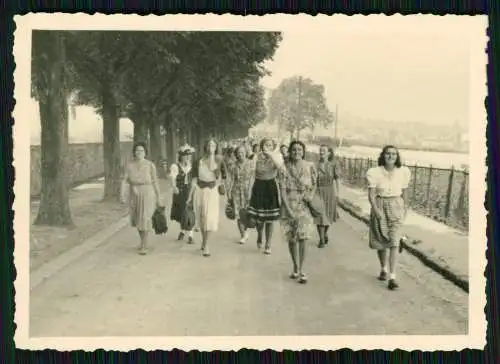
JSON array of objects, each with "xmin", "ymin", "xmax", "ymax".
[
  {"xmin": 288, "ymin": 239, "xmax": 299, "ymax": 277},
  {"xmin": 298, "ymin": 239, "xmax": 308, "ymax": 283},
  {"xmin": 138, "ymin": 230, "xmax": 148, "ymax": 254},
  {"xmin": 377, "ymin": 249, "xmax": 388, "ymax": 280},
  {"xmin": 264, "ymin": 222, "xmax": 274, "ymax": 253}
]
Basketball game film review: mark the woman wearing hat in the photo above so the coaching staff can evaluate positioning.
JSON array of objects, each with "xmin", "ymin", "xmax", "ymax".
[{"xmin": 170, "ymin": 144, "xmax": 196, "ymax": 244}]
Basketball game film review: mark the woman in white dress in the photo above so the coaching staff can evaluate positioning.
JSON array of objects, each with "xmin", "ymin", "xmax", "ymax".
[
  {"xmin": 186, "ymin": 138, "xmax": 227, "ymax": 257},
  {"xmin": 366, "ymin": 145, "xmax": 411, "ymax": 290}
]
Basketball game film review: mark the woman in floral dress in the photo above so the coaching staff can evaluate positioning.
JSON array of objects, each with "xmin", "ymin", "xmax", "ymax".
[
  {"xmin": 228, "ymin": 145, "xmax": 255, "ymax": 244},
  {"xmin": 279, "ymin": 140, "xmax": 317, "ymax": 284}
]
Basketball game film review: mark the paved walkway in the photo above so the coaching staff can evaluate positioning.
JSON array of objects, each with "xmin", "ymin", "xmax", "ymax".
[{"xmin": 30, "ymin": 193, "xmax": 468, "ymax": 337}]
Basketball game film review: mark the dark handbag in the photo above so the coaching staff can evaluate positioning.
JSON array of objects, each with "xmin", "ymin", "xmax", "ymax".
[
  {"xmin": 304, "ymin": 194, "xmax": 325, "ymax": 219},
  {"xmin": 218, "ymin": 183, "xmax": 226, "ymax": 195},
  {"xmin": 239, "ymin": 208, "xmax": 257, "ymax": 229},
  {"xmin": 225, "ymin": 199, "xmax": 236, "ymax": 220},
  {"xmin": 152, "ymin": 205, "xmax": 168, "ymax": 235}
]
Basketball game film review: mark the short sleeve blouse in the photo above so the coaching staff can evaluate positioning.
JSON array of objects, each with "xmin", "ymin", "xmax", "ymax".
[{"xmin": 366, "ymin": 166, "xmax": 411, "ymax": 197}]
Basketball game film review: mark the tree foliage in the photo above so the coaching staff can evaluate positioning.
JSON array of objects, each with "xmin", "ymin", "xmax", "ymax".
[
  {"xmin": 31, "ymin": 30, "xmax": 282, "ymax": 225},
  {"xmin": 267, "ymin": 76, "xmax": 333, "ymax": 138}
]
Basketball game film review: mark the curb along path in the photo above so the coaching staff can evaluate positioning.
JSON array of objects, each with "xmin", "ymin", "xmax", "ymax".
[{"xmin": 30, "ymin": 187, "xmax": 174, "ymax": 291}]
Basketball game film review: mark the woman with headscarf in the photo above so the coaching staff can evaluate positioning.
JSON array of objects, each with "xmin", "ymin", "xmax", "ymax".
[
  {"xmin": 366, "ymin": 145, "xmax": 411, "ymax": 290},
  {"xmin": 315, "ymin": 144, "xmax": 341, "ymax": 248},
  {"xmin": 228, "ymin": 145, "xmax": 255, "ymax": 244},
  {"xmin": 169, "ymin": 144, "xmax": 196, "ymax": 244},
  {"xmin": 186, "ymin": 138, "xmax": 227, "ymax": 257},
  {"xmin": 120, "ymin": 142, "xmax": 162, "ymax": 255},
  {"xmin": 279, "ymin": 140, "xmax": 317, "ymax": 284},
  {"xmin": 247, "ymin": 138, "xmax": 284, "ymax": 254}
]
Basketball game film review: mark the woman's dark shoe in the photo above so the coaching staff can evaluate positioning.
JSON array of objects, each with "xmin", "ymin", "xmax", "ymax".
[
  {"xmin": 388, "ymin": 279, "xmax": 399, "ymax": 290},
  {"xmin": 318, "ymin": 240, "xmax": 325, "ymax": 248},
  {"xmin": 289, "ymin": 272, "xmax": 299, "ymax": 279},
  {"xmin": 325, "ymin": 236, "xmax": 329, "ymax": 245},
  {"xmin": 378, "ymin": 271, "xmax": 387, "ymax": 281},
  {"xmin": 177, "ymin": 232, "xmax": 185, "ymax": 241},
  {"xmin": 298, "ymin": 273, "xmax": 308, "ymax": 284},
  {"xmin": 187, "ymin": 236, "xmax": 194, "ymax": 244}
]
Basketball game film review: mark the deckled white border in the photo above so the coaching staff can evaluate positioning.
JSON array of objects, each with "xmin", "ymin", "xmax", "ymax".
[{"xmin": 13, "ymin": 13, "xmax": 488, "ymax": 351}]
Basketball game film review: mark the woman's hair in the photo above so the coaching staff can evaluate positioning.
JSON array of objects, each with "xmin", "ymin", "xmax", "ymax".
[
  {"xmin": 288, "ymin": 140, "xmax": 307, "ymax": 159},
  {"xmin": 377, "ymin": 145, "xmax": 402, "ymax": 167},
  {"xmin": 327, "ymin": 147, "xmax": 334, "ymax": 162},
  {"xmin": 252, "ymin": 143, "xmax": 259, "ymax": 153},
  {"xmin": 132, "ymin": 141, "xmax": 148, "ymax": 157},
  {"xmin": 280, "ymin": 144, "xmax": 288, "ymax": 152},
  {"xmin": 233, "ymin": 145, "xmax": 246, "ymax": 159},
  {"xmin": 259, "ymin": 138, "xmax": 276, "ymax": 151},
  {"xmin": 177, "ymin": 152, "xmax": 191, "ymax": 163},
  {"xmin": 203, "ymin": 138, "xmax": 220, "ymax": 156}
]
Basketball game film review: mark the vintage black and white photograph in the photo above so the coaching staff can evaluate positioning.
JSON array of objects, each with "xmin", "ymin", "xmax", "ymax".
[{"xmin": 13, "ymin": 14, "xmax": 487, "ymax": 351}]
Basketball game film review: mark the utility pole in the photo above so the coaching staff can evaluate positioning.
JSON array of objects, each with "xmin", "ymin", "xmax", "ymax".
[{"xmin": 334, "ymin": 103, "xmax": 339, "ymax": 147}]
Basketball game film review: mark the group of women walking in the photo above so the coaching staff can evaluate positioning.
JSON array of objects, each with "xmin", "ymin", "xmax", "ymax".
[{"xmin": 120, "ymin": 138, "xmax": 410, "ymax": 290}]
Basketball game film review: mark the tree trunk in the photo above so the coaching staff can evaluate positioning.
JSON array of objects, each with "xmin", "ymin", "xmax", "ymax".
[
  {"xmin": 133, "ymin": 120, "xmax": 149, "ymax": 144},
  {"xmin": 166, "ymin": 123, "xmax": 177, "ymax": 167},
  {"xmin": 149, "ymin": 122, "xmax": 162, "ymax": 170},
  {"xmin": 101, "ymin": 85, "xmax": 122, "ymax": 202},
  {"xmin": 34, "ymin": 32, "xmax": 74, "ymax": 227}
]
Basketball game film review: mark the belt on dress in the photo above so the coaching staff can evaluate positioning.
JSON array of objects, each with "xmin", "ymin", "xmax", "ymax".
[
  {"xmin": 376, "ymin": 195, "xmax": 402, "ymax": 199},
  {"xmin": 197, "ymin": 180, "xmax": 217, "ymax": 189}
]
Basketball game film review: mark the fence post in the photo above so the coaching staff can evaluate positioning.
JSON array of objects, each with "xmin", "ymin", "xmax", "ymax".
[
  {"xmin": 358, "ymin": 158, "xmax": 364, "ymax": 186},
  {"xmin": 444, "ymin": 166, "xmax": 455, "ymax": 220},
  {"xmin": 425, "ymin": 165, "xmax": 433, "ymax": 213},
  {"xmin": 412, "ymin": 163, "xmax": 418, "ymax": 203},
  {"xmin": 458, "ymin": 171, "xmax": 468, "ymax": 228}
]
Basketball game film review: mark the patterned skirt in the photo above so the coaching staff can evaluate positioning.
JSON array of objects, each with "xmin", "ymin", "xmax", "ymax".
[
  {"xmin": 247, "ymin": 178, "xmax": 281, "ymax": 222},
  {"xmin": 369, "ymin": 196, "xmax": 405, "ymax": 250}
]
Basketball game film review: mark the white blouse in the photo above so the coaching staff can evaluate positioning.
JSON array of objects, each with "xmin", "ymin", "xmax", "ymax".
[
  {"xmin": 170, "ymin": 163, "xmax": 192, "ymax": 180},
  {"xmin": 366, "ymin": 166, "xmax": 411, "ymax": 197}
]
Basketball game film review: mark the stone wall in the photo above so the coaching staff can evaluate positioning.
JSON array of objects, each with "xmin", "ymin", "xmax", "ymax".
[{"xmin": 30, "ymin": 142, "xmax": 133, "ymax": 198}]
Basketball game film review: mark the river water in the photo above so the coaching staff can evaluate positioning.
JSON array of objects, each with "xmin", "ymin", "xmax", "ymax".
[{"xmin": 308, "ymin": 144, "xmax": 468, "ymax": 170}]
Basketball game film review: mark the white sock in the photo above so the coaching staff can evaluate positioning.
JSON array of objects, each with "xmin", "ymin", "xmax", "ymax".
[
  {"xmin": 187, "ymin": 230, "xmax": 193, "ymax": 238},
  {"xmin": 381, "ymin": 266, "xmax": 388, "ymax": 273},
  {"xmin": 243, "ymin": 231, "xmax": 249, "ymax": 240},
  {"xmin": 389, "ymin": 273, "xmax": 396, "ymax": 280}
]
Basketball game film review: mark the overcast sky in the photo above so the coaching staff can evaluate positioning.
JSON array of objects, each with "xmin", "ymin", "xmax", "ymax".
[
  {"xmin": 260, "ymin": 16, "xmax": 485, "ymax": 126},
  {"xmin": 28, "ymin": 16, "xmax": 486, "ymax": 144}
]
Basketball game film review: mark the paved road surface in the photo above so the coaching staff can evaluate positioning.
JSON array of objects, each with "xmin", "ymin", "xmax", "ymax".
[{"xmin": 30, "ymin": 200, "xmax": 468, "ymax": 336}]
